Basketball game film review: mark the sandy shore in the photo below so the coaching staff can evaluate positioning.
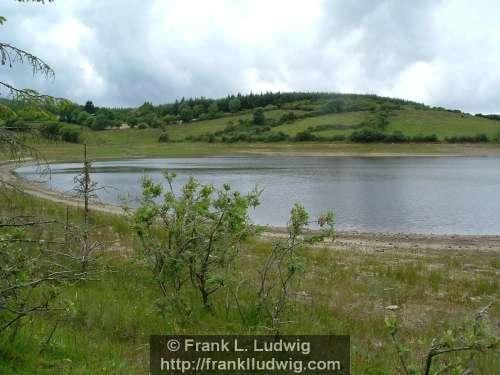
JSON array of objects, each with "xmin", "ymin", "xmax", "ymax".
[
  {"xmin": 0, "ymin": 160, "xmax": 122, "ymax": 215},
  {"xmin": 2, "ymin": 160, "xmax": 500, "ymax": 253}
]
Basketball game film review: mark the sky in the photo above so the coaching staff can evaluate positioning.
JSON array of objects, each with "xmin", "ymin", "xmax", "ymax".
[{"xmin": 1, "ymin": 0, "xmax": 499, "ymax": 113}]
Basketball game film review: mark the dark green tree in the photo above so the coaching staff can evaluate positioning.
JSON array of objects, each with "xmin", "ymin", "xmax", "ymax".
[
  {"xmin": 179, "ymin": 103, "xmax": 193, "ymax": 122},
  {"xmin": 253, "ymin": 109, "xmax": 266, "ymax": 125},
  {"xmin": 138, "ymin": 101, "xmax": 154, "ymax": 116},
  {"xmin": 83, "ymin": 100, "xmax": 96, "ymax": 114},
  {"xmin": 228, "ymin": 98, "xmax": 241, "ymax": 113},
  {"xmin": 208, "ymin": 102, "xmax": 219, "ymax": 118},
  {"xmin": 74, "ymin": 110, "xmax": 91, "ymax": 125},
  {"xmin": 192, "ymin": 103, "xmax": 204, "ymax": 118},
  {"xmin": 92, "ymin": 114, "xmax": 111, "ymax": 130}
]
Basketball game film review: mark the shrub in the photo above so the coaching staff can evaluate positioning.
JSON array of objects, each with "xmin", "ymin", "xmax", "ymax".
[
  {"xmin": 476, "ymin": 113, "xmax": 500, "ymax": 121},
  {"xmin": 137, "ymin": 122, "xmax": 148, "ymax": 129},
  {"xmin": 59, "ymin": 126, "xmax": 81, "ymax": 143},
  {"xmin": 162, "ymin": 114, "xmax": 177, "ymax": 124},
  {"xmin": 262, "ymin": 131, "xmax": 289, "ymax": 142},
  {"xmin": 158, "ymin": 132, "xmax": 170, "ymax": 143},
  {"xmin": 255, "ymin": 126, "xmax": 271, "ymax": 134},
  {"xmin": 253, "ymin": 109, "xmax": 266, "ymax": 125},
  {"xmin": 349, "ymin": 128, "xmax": 441, "ymax": 143},
  {"xmin": 322, "ymin": 99, "xmax": 345, "ymax": 113},
  {"xmin": 149, "ymin": 117, "xmax": 163, "ymax": 128},
  {"xmin": 91, "ymin": 114, "xmax": 111, "ymax": 130},
  {"xmin": 326, "ymin": 134, "xmax": 347, "ymax": 141},
  {"xmin": 0, "ymin": 104, "xmax": 17, "ymax": 125},
  {"xmin": 445, "ymin": 134, "xmax": 489, "ymax": 143},
  {"xmin": 257, "ymin": 204, "xmax": 334, "ymax": 332},
  {"xmin": 350, "ymin": 128, "xmax": 386, "ymax": 142},
  {"xmin": 278, "ymin": 112, "xmax": 297, "ymax": 124},
  {"xmin": 17, "ymin": 108, "xmax": 57, "ymax": 122},
  {"xmin": 294, "ymin": 130, "xmax": 318, "ymax": 142},
  {"xmin": 493, "ymin": 130, "xmax": 500, "ymax": 142},
  {"xmin": 84, "ymin": 117, "xmax": 95, "ymax": 128},
  {"xmin": 411, "ymin": 134, "xmax": 438, "ymax": 142},
  {"xmin": 238, "ymin": 133, "xmax": 252, "ymax": 142},
  {"xmin": 386, "ymin": 304, "xmax": 498, "ymax": 375},
  {"xmin": 39, "ymin": 121, "xmax": 62, "ymax": 140},
  {"xmin": 0, "ymin": 226, "xmax": 87, "ymax": 337},
  {"xmin": 10, "ymin": 119, "xmax": 28, "ymax": 131},
  {"xmin": 74, "ymin": 111, "xmax": 91, "ymax": 125},
  {"xmin": 132, "ymin": 173, "xmax": 261, "ymax": 310},
  {"xmin": 384, "ymin": 131, "xmax": 408, "ymax": 143}
]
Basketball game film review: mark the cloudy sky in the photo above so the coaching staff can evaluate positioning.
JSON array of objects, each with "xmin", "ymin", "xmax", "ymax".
[{"xmin": 1, "ymin": 0, "xmax": 499, "ymax": 113}]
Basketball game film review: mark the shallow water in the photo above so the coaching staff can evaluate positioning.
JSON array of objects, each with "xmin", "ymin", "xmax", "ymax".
[{"xmin": 16, "ymin": 156, "xmax": 500, "ymax": 235}]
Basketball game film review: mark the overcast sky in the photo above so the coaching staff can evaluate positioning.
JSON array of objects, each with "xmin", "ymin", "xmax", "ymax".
[{"xmin": 1, "ymin": 0, "xmax": 499, "ymax": 113}]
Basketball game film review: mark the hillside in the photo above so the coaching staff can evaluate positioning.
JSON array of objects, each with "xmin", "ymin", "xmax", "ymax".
[{"xmin": 1, "ymin": 92, "xmax": 500, "ymax": 150}]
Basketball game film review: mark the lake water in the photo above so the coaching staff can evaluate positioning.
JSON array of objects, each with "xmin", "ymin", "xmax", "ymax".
[{"xmin": 16, "ymin": 156, "xmax": 500, "ymax": 235}]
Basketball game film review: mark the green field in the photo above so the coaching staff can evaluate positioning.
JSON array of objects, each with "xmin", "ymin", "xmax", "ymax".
[
  {"xmin": 22, "ymin": 105, "xmax": 498, "ymax": 162},
  {"xmin": 137, "ymin": 107, "xmax": 500, "ymax": 141},
  {"xmin": 272, "ymin": 112, "xmax": 367, "ymax": 136},
  {"xmin": 386, "ymin": 109, "xmax": 500, "ymax": 139},
  {"xmin": 156, "ymin": 109, "xmax": 305, "ymax": 140},
  {"xmin": 74, "ymin": 109, "xmax": 306, "ymax": 143},
  {"xmin": 45, "ymin": 108, "xmax": 499, "ymax": 158},
  {"xmin": 95, "ymin": 108, "xmax": 499, "ymax": 142}
]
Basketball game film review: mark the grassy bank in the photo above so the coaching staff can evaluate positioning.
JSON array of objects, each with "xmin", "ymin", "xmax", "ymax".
[
  {"xmin": 1, "ymin": 189, "xmax": 498, "ymax": 374},
  {"xmin": 24, "ymin": 136, "xmax": 500, "ymax": 162}
]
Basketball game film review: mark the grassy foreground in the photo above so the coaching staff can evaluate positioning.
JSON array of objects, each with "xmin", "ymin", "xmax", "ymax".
[{"xmin": 1, "ymin": 189, "xmax": 498, "ymax": 374}]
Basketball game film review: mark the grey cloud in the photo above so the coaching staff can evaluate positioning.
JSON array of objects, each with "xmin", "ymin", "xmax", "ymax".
[{"xmin": 1, "ymin": 0, "xmax": 499, "ymax": 113}]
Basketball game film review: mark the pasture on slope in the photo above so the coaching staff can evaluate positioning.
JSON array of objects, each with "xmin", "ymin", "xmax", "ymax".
[
  {"xmin": 272, "ymin": 111, "xmax": 366, "ymax": 136},
  {"xmin": 386, "ymin": 108, "xmax": 500, "ymax": 139}
]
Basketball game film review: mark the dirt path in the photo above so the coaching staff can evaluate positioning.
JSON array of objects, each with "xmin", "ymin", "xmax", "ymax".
[{"xmin": 2, "ymin": 160, "xmax": 500, "ymax": 253}]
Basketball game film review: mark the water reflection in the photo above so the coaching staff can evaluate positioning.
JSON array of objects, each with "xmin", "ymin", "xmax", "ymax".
[{"xmin": 16, "ymin": 156, "xmax": 500, "ymax": 235}]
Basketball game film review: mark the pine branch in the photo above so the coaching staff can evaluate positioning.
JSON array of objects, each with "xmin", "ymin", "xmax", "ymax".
[{"xmin": 0, "ymin": 43, "xmax": 54, "ymax": 78}]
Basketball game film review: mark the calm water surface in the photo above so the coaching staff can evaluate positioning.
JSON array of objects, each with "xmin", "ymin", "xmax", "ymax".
[{"xmin": 16, "ymin": 156, "xmax": 500, "ymax": 235}]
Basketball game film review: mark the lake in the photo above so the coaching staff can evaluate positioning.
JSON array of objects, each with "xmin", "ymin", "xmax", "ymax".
[{"xmin": 16, "ymin": 156, "xmax": 500, "ymax": 235}]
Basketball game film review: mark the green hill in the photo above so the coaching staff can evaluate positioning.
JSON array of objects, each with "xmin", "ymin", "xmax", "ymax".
[{"xmin": 2, "ymin": 92, "xmax": 500, "ymax": 147}]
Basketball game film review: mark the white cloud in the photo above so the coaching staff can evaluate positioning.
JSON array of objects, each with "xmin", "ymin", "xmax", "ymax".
[
  {"xmin": 0, "ymin": 0, "xmax": 499, "ymax": 113},
  {"xmin": 382, "ymin": 61, "xmax": 443, "ymax": 104}
]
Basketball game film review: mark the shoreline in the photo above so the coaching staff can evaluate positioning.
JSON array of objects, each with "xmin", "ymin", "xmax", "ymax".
[
  {"xmin": 235, "ymin": 150, "xmax": 500, "ymax": 158},
  {"xmin": 2, "ymin": 160, "xmax": 500, "ymax": 253},
  {"xmin": 31, "ymin": 141, "xmax": 500, "ymax": 162}
]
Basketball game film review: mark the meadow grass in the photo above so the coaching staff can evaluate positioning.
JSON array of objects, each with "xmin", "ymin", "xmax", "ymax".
[
  {"xmin": 270, "ymin": 108, "xmax": 500, "ymax": 140},
  {"xmin": 272, "ymin": 112, "xmax": 367, "ymax": 136},
  {"xmin": 386, "ymin": 109, "xmax": 500, "ymax": 139},
  {"xmin": 16, "ymin": 105, "xmax": 500, "ymax": 162},
  {"xmin": 70, "ymin": 109, "xmax": 307, "ymax": 144},
  {"xmin": 1, "ymin": 190, "xmax": 498, "ymax": 374}
]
